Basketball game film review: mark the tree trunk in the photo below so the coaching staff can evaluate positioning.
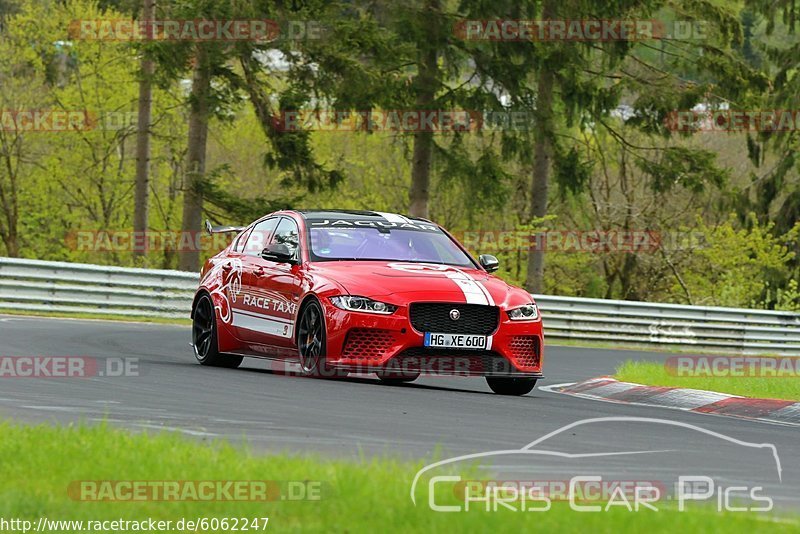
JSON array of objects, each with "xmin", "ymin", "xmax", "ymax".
[
  {"xmin": 525, "ymin": 69, "xmax": 554, "ymax": 293},
  {"xmin": 0, "ymin": 217, "xmax": 18, "ymax": 257},
  {"xmin": 407, "ymin": 0, "xmax": 439, "ymax": 219},
  {"xmin": 409, "ymin": 130, "xmax": 434, "ymax": 218},
  {"xmin": 178, "ymin": 44, "xmax": 211, "ymax": 272},
  {"xmin": 133, "ymin": 0, "xmax": 155, "ymax": 260},
  {"xmin": 0, "ymin": 132, "xmax": 20, "ymax": 257},
  {"xmin": 525, "ymin": 0, "xmax": 557, "ymax": 294}
]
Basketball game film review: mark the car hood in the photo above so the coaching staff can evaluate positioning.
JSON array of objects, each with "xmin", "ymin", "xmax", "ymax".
[{"xmin": 309, "ymin": 261, "xmax": 530, "ymax": 308}]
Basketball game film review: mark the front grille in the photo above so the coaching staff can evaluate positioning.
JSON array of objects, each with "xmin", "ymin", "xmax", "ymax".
[
  {"xmin": 409, "ymin": 303, "xmax": 498, "ymax": 335},
  {"xmin": 341, "ymin": 329, "xmax": 397, "ymax": 361},
  {"xmin": 508, "ymin": 335, "xmax": 540, "ymax": 368},
  {"xmin": 389, "ymin": 347, "xmax": 516, "ymax": 376}
]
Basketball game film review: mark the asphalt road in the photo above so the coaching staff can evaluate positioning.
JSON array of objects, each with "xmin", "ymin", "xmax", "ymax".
[{"xmin": 0, "ymin": 315, "xmax": 797, "ymax": 511}]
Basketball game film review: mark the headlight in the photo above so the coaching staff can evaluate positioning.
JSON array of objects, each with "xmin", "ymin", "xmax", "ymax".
[
  {"xmin": 507, "ymin": 303, "xmax": 539, "ymax": 321},
  {"xmin": 330, "ymin": 296, "xmax": 398, "ymax": 315}
]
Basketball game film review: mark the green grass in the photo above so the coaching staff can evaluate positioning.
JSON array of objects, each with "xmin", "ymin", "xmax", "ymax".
[
  {"xmin": 0, "ymin": 309, "xmax": 190, "ymax": 326},
  {"xmin": 0, "ymin": 423, "xmax": 795, "ymax": 533},
  {"xmin": 616, "ymin": 361, "xmax": 800, "ymax": 401},
  {"xmin": 546, "ymin": 338, "xmax": 733, "ymax": 354}
]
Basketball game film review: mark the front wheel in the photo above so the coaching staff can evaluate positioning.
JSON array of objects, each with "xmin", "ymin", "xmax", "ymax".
[
  {"xmin": 297, "ymin": 299, "xmax": 346, "ymax": 378},
  {"xmin": 485, "ymin": 376, "xmax": 537, "ymax": 396},
  {"xmin": 192, "ymin": 293, "xmax": 243, "ymax": 368}
]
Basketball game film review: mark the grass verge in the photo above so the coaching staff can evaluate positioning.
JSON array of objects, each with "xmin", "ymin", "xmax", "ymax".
[
  {"xmin": 616, "ymin": 361, "xmax": 800, "ymax": 401},
  {"xmin": 0, "ymin": 309, "xmax": 190, "ymax": 326},
  {"xmin": 0, "ymin": 422, "xmax": 795, "ymax": 533}
]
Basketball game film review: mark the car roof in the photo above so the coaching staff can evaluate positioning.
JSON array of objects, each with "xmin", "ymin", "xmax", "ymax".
[{"xmin": 294, "ymin": 210, "xmax": 432, "ymax": 224}]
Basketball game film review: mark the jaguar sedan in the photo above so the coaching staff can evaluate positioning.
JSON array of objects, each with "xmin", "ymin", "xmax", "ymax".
[{"xmin": 191, "ymin": 210, "xmax": 544, "ymax": 395}]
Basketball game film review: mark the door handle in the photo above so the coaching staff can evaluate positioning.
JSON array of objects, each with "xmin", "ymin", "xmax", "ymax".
[{"xmin": 253, "ymin": 268, "xmax": 265, "ymax": 277}]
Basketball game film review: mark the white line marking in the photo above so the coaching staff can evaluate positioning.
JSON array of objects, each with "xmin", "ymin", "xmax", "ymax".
[
  {"xmin": 20, "ymin": 406, "xmax": 83, "ymax": 412},
  {"xmin": 131, "ymin": 423, "xmax": 219, "ymax": 438},
  {"xmin": 538, "ymin": 382, "xmax": 577, "ymax": 393}
]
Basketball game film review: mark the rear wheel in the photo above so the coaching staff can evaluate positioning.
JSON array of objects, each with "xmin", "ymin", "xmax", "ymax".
[
  {"xmin": 485, "ymin": 376, "xmax": 537, "ymax": 396},
  {"xmin": 192, "ymin": 293, "xmax": 243, "ymax": 368},
  {"xmin": 297, "ymin": 299, "xmax": 346, "ymax": 378}
]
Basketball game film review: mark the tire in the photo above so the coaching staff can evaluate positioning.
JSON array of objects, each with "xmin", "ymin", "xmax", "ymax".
[
  {"xmin": 297, "ymin": 299, "xmax": 346, "ymax": 378},
  {"xmin": 192, "ymin": 293, "xmax": 243, "ymax": 368},
  {"xmin": 485, "ymin": 376, "xmax": 537, "ymax": 396},
  {"xmin": 377, "ymin": 371, "xmax": 420, "ymax": 385}
]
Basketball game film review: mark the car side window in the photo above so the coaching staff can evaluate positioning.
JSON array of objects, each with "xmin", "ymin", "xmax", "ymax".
[
  {"xmin": 270, "ymin": 217, "xmax": 300, "ymax": 258},
  {"xmin": 233, "ymin": 227, "xmax": 252, "ymax": 253},
  {"xmin": 244, "ymin": 217, "xmax": 279, "ymax": 255}
]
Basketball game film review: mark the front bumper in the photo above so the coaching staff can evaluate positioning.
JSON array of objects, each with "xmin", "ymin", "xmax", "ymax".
[{"xmin": 322, "ymin": 299, "xmax": 544, "ymax": 377}]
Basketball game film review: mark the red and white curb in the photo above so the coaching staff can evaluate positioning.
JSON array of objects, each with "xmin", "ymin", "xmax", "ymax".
[{"xmin": 540, "ymin": 377, "xmax": 800, "ymax": 427}]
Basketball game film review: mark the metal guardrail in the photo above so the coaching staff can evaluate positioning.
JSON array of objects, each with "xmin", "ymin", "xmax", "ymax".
[
  {"xmin": 0, "ymin": 257, "xmax": 196, "ymax": 319},
  {"xmin": 1, "ymin": 257, "xmax": 799, "ymax": 354}
]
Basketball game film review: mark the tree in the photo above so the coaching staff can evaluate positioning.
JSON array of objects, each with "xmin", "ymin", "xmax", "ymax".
[
  {"xmin": 407, "ymin": 0, "xmax": 440, "ymax": 218},
  {"xmin": 173, "ymin": 0, "xmax": 353, "ymax": 270},
  {"xmin": 742, "ymin": 0, "xmax": 800, "ymax": 236},
  {"xmin": 526, "ymin": 0, "xmax": 556, "ymax": 293},
  {"xmin": 520, "ymin": 0, "xmax": 766, "ymax": 293},
  {"xmin": 133, "ymin": 0, "xmax": 155, "ymax": 261},
  {"xmin": 178, "ymin": 43, "xmax": 212, "ymax": 271}
]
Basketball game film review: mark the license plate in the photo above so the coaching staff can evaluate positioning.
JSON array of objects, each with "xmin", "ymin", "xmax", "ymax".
[{"xmin": 424, "ymin": 332, "xmax": 490, "ymax": 350}]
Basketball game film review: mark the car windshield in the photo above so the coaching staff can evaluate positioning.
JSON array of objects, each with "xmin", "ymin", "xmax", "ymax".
[{"xmin": 308, "ymin": 225, "xmax": 475, "ymax": 267}]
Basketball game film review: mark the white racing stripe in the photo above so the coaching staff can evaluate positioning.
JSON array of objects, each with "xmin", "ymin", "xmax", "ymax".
[
  {"xmin": 472, "ymin": 274, "xmax": 495, "ymax": 306},
  {"xmin": 375, "ymin": 211, "xmax": 411, "ymax": 224},
  {"xmin": 233, "ymin": 309, "xmax": 294, "ymax": 338},
  {"xmin": 446, "ymin": 268, "xmax": 496, "ymax": 306},
  {"xmin": 445, "ymin": 271, "xmax": 489, "ymax": 305}
]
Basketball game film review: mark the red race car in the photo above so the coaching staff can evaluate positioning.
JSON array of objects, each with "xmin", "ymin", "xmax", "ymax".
[{"xmin": 191, "ymin": 210, "xmax": 544, "ymax": 395}]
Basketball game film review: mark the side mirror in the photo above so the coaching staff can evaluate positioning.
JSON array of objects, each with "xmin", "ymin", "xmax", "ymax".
[
  {"xmin": 479, "ymin": 254, "xmax": 499, "ymax": 273},
  {"xmin": 261, "ymin": 243, "xmax": 297, "ymax": 264}
]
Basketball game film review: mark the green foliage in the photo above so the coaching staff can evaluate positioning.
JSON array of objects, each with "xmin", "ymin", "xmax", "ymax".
[
  {"xmin": 679, "ymin": 214, "xmax": 799, "ymax": 308},
  {"xmin": 1, "ymin": 0, "xmax": 799, "ymax": 311},
  {"xmin": 636, "ymin": 146, "xmax": 729, "ymax": 193}
]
